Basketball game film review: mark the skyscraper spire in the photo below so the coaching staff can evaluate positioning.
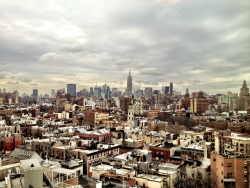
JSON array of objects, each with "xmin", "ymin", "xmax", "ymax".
[{"xmin": 129, "ymin": 67, "xmax": 131, "ymax": 76}]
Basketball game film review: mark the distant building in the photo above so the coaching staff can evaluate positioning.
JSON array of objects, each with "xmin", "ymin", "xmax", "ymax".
[
  {"xmin": 238, "ymin": 80, "xmax": 250, "ymax": 110},
  {"xmin": 33, "ymin": 89, "xmax": 38, "ymax": 98},
  {"xmin": 190, "ymin": 91, "xmax": 209, "ymax": 113},
  {"xmin": 144, "ymin": 87, "xmax": 153, "ymax": 97},
  {"xmin": 126, "ymin": 69, "xmax": 132, "ymax": 96},
  {"xmin": 90, "ymin": 87, "xmax": 93, "ymax": 93},
  {"xmin": 67, "ymin": 84, "xmax": 76, "ymax": 96},
  {"xmin": 170, "ymin": 82, "xmax": 173, "ymax": 96},
  {"xmin": 154, "ymin": 90, "xmax": 159, "ymax": 94},
  {"xmin": 3, "ymin": 88, "xmax": 6, "ymax": 93},
  {"xmin": 186, "ymin": 88, "xmax": 189, "ymax": 93},
  {"xmin": 120, "ymin": 96, "xmax": 131, "ymax": 113},
  {"xmin": 51, "ymin": 89, "xmax": 56, "ymax": 98},
  {"xmin": 165, "ymin": 86, "xmax": 169, "ymax": 94}
]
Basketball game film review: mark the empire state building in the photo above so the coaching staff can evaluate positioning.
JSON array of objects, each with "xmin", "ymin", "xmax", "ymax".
[{"xmin": 126, "ymin": 69, "xmax": 132, "ymax": 96}]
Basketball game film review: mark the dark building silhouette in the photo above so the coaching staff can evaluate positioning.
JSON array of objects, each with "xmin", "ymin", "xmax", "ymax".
[
  {"xmin": 33, "ymin": 89, "xmax": 38, "ymax": 98},
  {"xmin": 67, "ymin": 84, "xmax": 76, "ymax": 96}
]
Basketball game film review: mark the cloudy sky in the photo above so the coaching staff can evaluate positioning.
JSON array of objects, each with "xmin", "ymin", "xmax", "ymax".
[{"xmin": 0, "ymin": 0, "xmax": 249, "ymax": 95}]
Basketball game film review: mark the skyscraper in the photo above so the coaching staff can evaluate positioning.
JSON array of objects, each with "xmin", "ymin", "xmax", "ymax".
[
  {"xmin": 3, "ymin": 88, "xmax": 6, "ymax": 93},
  {"xmin": 90, "ymin": 87, "xmax": 93, "ymax": 93},
  {"xmin": 0, "ymin": 89, "xmax": 1, "ymax": 93},
  {"xmin": 170, "ymin": 82, "xmax": 173, "ymax": 96},
  {"xmin": 126, "ymin": 69, "xmax": 132, "ymax": 96},
  {"xmin": 165, "ymin": 86, "xmax": 169, "ymax": 94},
  {"xmin": 33, "ymin": 89, "xmax": 38, "ymax": 98},
  {"xmin": 186, "ymin": 88, "xmax": 189, "ymax": 93},
  {"xmin": 51, "ymin": 89, "xmax": 56, "ymax": 98},
  {"xmin": 94, "ymin": 86, "xmax": 98, "ymax": 97},
  {"xmin": 67, "ymin": 84, "xmax": 76, "ymax": 96}
]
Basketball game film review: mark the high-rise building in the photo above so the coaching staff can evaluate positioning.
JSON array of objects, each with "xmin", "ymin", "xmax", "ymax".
[
  {"xmin": 144, "ymin": 87, "xmax": 152, "ymax": 97},
  {"xmin": 154, "ymin": 90, "xmax": 159, "ymax": 95},
  {"xmin": 165, "ymin": 86, "xmax": 169, "ymax": 94},
  {"xmin": 186, "ymin": 88, "xmax": 189, "ymax": 93},
  {"xmin": 0, "ymin": 89, "xmax": 1, "ymax": 93},
  {"xmin": 51, "ymin": 89, "xmax": 56, "ymax": 98},
  {"xmin": 94, "ymin": 86, "xmax": 98, "ymax": 97},
  {"xmin": 98, "ymin": 87, "xmax": 102, "ymax": 97},
  {"xmin": 102, "ymin": 84, "xmax": 107, "ymax": 94},
  {"xmin": 105, "ymin": 86, "xmax": 111, "ymax": 99},
  {"xmin": 67, "ymin": 84, "xmax": 76, "ymax": 96},
  {"xmin": 126, "ymin": 69, "xmax": 132, "ymax": 96},
  {"xmin": 3, "ymin": 88, "xmax": 6, "ymax": 93},
  {"xmin": 33, "ymin": 89, "xmax": 38, "ymax": 98},
  {"xmin": 90, "ymin": 87, "xmax": 93, "ymax": 93},
  {"xmin": 170, "ymin": 82, "xmax": 173, "ymax": 96}
]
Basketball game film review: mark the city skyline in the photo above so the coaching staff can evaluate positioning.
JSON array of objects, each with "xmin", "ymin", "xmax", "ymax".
[{"xmin": 0, "ymin": 0, "xmax": 249, "ymax": 95}]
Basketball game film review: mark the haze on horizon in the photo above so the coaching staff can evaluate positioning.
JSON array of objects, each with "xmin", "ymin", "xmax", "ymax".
[{"xmin": 0, "ymin": 0, "xmax": 249, "ymax": 95}]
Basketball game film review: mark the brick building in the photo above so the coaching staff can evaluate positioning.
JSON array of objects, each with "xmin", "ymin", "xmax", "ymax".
[
  {"xmin": 120, "ymin": 96, "xmax": 131, "ymax": 113},
  {"xmin": 180, "ymin": 93, "xmax": 190, "ymax": 109},
  {"xmin": 149, "ymin": 142, "xmax": 179, "ymax": 163},
  {"xmin": 0, "ymin": 133, "xmax": 21, "ymax": 152},
  {"xmin": 190, "ymin": 91, "xmax": 209, "ymax": 114},
  {"xmin": 74, "ymin": 129, "xmax": 112, "ymax": 144},
  {"xmin": 210, "ymin": 152, "xmax": 248, "ymax": 188}
]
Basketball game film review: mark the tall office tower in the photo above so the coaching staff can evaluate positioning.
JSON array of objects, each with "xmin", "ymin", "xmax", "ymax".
[
  {"xmin": 3, "ymin": 88, "xmax": 6, "ymax": 93},
  {"xmin": 90, "ymin": 87, "xmax": 93, "ymax": 93},
  {"xmin": 154, "ymin": 90, "xmax": 159, "ymax": 95},
  {"xmin": 186, "ymin": 88, "xmax": 189, "ymax": 93},
  {"xmin": 33, "ymin": 89, "xmax": 38, "ymax": 98},
  {"xmin": 126, "ymin": 69, "xmax": 132, "ymax": 96},
  {"xmin": 102, "ymin": 83, "xmax": 107, "ymax": 94},
  {"xmin": 51, "ymin": 89, "xmax": 56, "ymax": 98},
  {"xmin": 144, "ymin": 87, "xmax": 153, "ymax": 97},
  {"xmin": 98, "ymin": 87, "xmax": 102, "ymax": 97},
  {"xmin": 170, "ymin": 82, "xmax": 173, "ymax": 96},
  {"xmin": 0, "ymin": 88, "xmax": 1, "ymax": 93},
  {"xmin": 94, "ymin": 86, "xmax": 98, "ymax": 97},
  {"xmin": 165, "ymin": 86, "xmax": 169, "ymax": 94},
  {"xmin": 67, "ymin": 84, "xmax": 76, "ymax": 96},
  {"xmin": 105, "ymin": 86, "xmax": 111, "ymax": 99}
]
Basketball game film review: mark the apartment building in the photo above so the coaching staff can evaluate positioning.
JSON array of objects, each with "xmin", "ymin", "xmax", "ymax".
[{"xmin": 210, "ymin": 152, "xmax": 249, "ymax": 188}]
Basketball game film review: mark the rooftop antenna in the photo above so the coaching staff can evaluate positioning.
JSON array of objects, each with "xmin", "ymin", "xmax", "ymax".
[{"xmin": 129, "ymin": 67, "xmax": 131, "ymax": 76}]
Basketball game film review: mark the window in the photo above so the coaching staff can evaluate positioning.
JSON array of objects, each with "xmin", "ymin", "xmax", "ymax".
[
  {"xmin": 221, "ymin": 171, "xmax": 223, "ymax": 175},
  {"xmin": 192, "ymin": 174, "xmax": 194, "ymax": 178},
  {"xmin": 227, "ymin": 163, "xmax": 232, "ymax": 167},
  {"xmin": 213, "ymin": 158, "xmax": 216, "ymax": 161},
  {"xmin": 227, "ymin": 173, "xmax": 232, "ymax": 178},
  {"xmin": 221, "ymin": 180, "xmax": 223, "ymax": 183},
  {"xmin": 221, "ymin": 162, "xmax": 223, "ymax": 166}
]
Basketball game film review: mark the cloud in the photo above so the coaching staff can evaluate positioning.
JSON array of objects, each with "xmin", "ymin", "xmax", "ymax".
[
  {"xmin": 192, "ymin": 65, "xmax": 206, "ymax": 71},
  {"xmin": 6, "ymin": 81, "xmax": 19, "ymax": 84},
  {"xmin": 140, "ymin": 68, "xmax": 164, "ymax": 76},
  {"xmin": 193, "ymin": 79, "xmax": 201, "ymax": 85},
  {"xmin": 114, "ymin": 59, "xmax": 131, "ymax": 66},
  {"xmin": 176, "ymin": 81, "xmax": 183, "ymax": 85},
  {"xmin": 39, "ymin": 53, "xmax": 59, "ymax": 62},
  {"xmin": 30, "ymin": 83, "xmax": 38, "ymax": 85},
  {"xmin": 60, "ymin": 43, "xmax": 85, "ymax": 53},
  {"xmin": 20, "ymin": 78, "xmax": 32, "ymax": 83},
  {"xmin": 0, "ymin": 0, "xmax": 249, "ymax": 95},
  {"xmin": 135, "ymin": 80, "xmax": 159, "ymax": 85}
]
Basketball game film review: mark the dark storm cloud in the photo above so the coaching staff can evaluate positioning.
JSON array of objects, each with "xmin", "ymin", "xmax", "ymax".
[{"xmin": 0, "ymin": 0, "xmax": 249, "ymax": 94}]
